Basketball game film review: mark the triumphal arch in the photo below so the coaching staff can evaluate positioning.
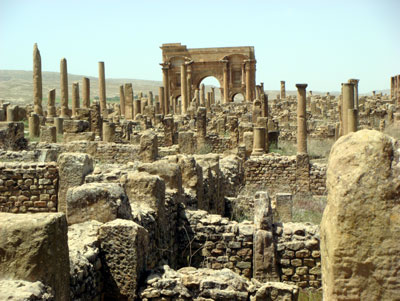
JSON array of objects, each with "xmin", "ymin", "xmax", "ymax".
[{"xmin": 160, "ymin": 43, "xmax": 256, "ymax": 111}]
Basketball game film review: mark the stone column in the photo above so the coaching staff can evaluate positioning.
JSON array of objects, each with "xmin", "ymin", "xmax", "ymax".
[
  {"xmin": 187, "ymin": 74, "xmax": 192, "ymax": 103},
  {"xmin": 54, "ymin": 117, "xmax": 63, "ymax": 135},
  {"xmin": 162, "ymin": 65, "xmax": 170, "ymax": 114},
  {"xmin": 40, "ymin": 126, "xmax": 56, "ymax": 143},
  {"xmin": 223, "ymin": 64, "xmax": 229, "ymax": 104},
  {"xmin": 134, "ymin": 99, "xmax": 141, "ymax": 120},
  {"xmin": 33, "ymin": 43, "xmax": 43, "ymax": 115},
  {"xmin": 119, "ymin": 85, "xmax": 125, "ymax": 116},
  {"xmin": 47, "ymin": 89, "xmax": 56, "ymax": 118},
  {"xmin": 103, "ymin": 121, "xmax": 115, "ymax": 142},
  {"xmin": 348, "ymin": 79, "xmax": 359, "ymax": 111},
  {"xmin": 245, "ymin": 63, "xmax": 252, "ymax": 101},
  {"xmin": 200, "ymin": 84, "xmax": 205, "ymax": 106},
  {"xmin": 163, "ymin": 116, "xmax": 174, "ymax": 147},
  {"xmin": 197, "ymin": 107, "xmax": 207, "ymax": 150},
  {"xmin": 252, "ymin": 127, "xmax": 266, "ymax": 156},
  {"xmin": 195, "ymin": 89, "xmax": 200, "ymax": 107},
  {"xmin": 262, "ymin": 94, "xmax": 268, "ymax": 117},
  {"xmin": 124, "ymin": 83, "xmax": 133, "ymax": 120},
  {"xmin": 342, "ymin": 83, "xmax": 355, "ymax": 135},
  {"xmin": 159, "ymin": 86, "xmax": 165, "ymax": 115},
  {"xmin": 348, "ymin": 108, "xmax": 358, "ymax": 133},
  {"xmin": 257, "ymin": 116, "xmax": 269, "ymax": 153},
  {"xmin": 280, "ymin": 81, "xmax": 286, "ymax": 99},
  {"xmin": 296, "ymin": 84, "xmax": 308, "ymax": 154},
  {"xmin": 29, "ymin": 113, "xmax": 40, "ymax": 138},
  {"xmin": 206, "ymin": 92, "xmax": 212, "ymax": 111},
  {"xmin": 82, "ymin": 77, "xmax": 90, "ymax": 108},
  {"xmin": 241, "ymin": 63, "xmax": 245, "ymax": 86},
  {"xmin": 211, "ymin": 87, "xmax": 215, "ymax": 105},
  {"xmin": 181, "ymin": 64, "xmax": 188, "ymax": 114},
  {"xmin": 98, "ymin": 61, "xmax": 106, "ymax": 115},
  {"xmin": 148, "ymin": 91, "xmax": 153, "ymax": 104},
  {"xmin": 71, "ymin": 82, "xmax": 80, "ymax": 117},
  {"xmin": 6, "ymin": 106, "xmax": 15, "ymax": 122},
  {"xmin": 60, "ymin": 58, "xmax": 69, "ymax": 118},
  {"xmin": 227, "ymin": 116, "xmax": 239, "ymax": 148}
]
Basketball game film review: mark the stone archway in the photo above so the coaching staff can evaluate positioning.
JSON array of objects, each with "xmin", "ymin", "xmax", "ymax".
[
  {"xmin": 160, "ymin": 43, "xmax": 256, "ymax": 112},
  {"xmin": 232, "ymin": 92, "xmax": 245, "ymax": 103}
]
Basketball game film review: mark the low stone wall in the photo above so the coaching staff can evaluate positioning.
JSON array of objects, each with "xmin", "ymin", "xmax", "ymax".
[
  {"xmin": 276, "ymin": 222, "xmax": 321, "ymax": 289},
  {"xmin": 178, "ymin": 209, "xmax": 254, "ymax": 279},
  {"xmin": 0, "ymin": 162, "xmax": 58, "ymax": 213},
  {"xmin": 309, "ymin": 163, "xmax": 327, "ymax": 195},
  {"xmin": 206, "ymin": 134, "xmax": 232, "ymax": 154}
]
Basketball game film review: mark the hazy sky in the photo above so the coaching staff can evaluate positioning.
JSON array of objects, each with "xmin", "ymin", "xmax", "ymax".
[{"xmin": 0, "ymin": 0, "xmax": 399, "ymax": 93}]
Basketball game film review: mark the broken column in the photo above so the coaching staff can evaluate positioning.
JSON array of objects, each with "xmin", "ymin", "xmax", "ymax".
[
  {"xmin": 54, "ymin": 117, "xmax": 64, "ymax": 135},
  {"xmin": 71, "ymin": 82, "xmax": 80, "ymax": 117},
  {"xmin": 60, "ymin": 58, "xmax": 69, "ymax": 118},
  {"xmin": 124, "ymin": 83, "xmax": 134, "ymax": 120},
  {"xmin": 159, "ymin": 86, "xmax": 165, "ymax": 115},
  {"xmin": 348, "ymin": 108, "xmax": 358, "ymax": 133},
  {"xmin": 134, "ymin": 99, "xmax": 141, "ymax": 120},
  {"xmin": 280, "ymin": 80, "xmax": 286, "ymax": 99},
  {"xmin": 196, "ymin": 107, "xmax": 207, "ymax": 150},
  {"xmin": 181, "ymin": 64, "xmax": 188, "ymax": 114},
  {"xmin": 40, "ymin": 126, "xmax": 56, "ymax": 143},
  {"xmin": 227, "ymin": 116, "xmax": 239, "ymax": 148},
  {"xmin": 200, "ymin": 84, "xmax": 205, "ymax": 106},
  {"xmin": 47, "ymin": 89, "xmax": 56, "ymax": 118},
  {"xmin": 251, "ymin": 127, "xmax": 266, "ymax": 156},
  {"xmin": 163, "ymin": 116, "xmax": 175, "ymax": 147},
  {"xmin": 82, "ymin": 77, "xmax": 90, "ymax": 108},
  {"xmin": 139, "ymin": 130, "xmax": 158, "ymax": 163},
  {"xmin": 33, "ymin": 43, "xmax": 43, "ymax": 115},
  {"xmin": 98, "ymin": 61, "xmax": 106, "ymax": 115},
  {"xmin": 161, "ymin": 64, "xmax": 170, "ymax": 114},
  {"xmin": 29, "ymin": 113, "xmax": 40, "ymax": 138},
  {"xmin": 103, "ymin": 121, "xmax": 115, "ymax": 143},
  {"xmin": 342, "ymin": 82, "xmax": 355, "ymax": 135},
  {"xmin": 256, "ymin": 116, "xmax": 269, "ymax": 153},
  {"xmin": 119, "ymin": 85, "xmax": 125, "ymax": 117}
]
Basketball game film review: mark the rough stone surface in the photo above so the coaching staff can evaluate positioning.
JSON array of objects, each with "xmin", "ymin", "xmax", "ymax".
[
  {"xmin": 0, "ymin": 280, "xmax": 54, "ymax": 301},
  {"xmin": 321, "ymin": 129, "xmax": 400, "ymax": 300},
  {"xmin": 0, "ymin": 213, "xmax": 69, "ymax": 300},
  {"xmin": 66, "ymin": 182, "xmax": 132, "ymax": 225}
]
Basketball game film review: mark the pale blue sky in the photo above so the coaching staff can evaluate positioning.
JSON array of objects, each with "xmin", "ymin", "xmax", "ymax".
[{"xmin": 0, "ymin": 0, "xmax": 399, "ymax": 93}]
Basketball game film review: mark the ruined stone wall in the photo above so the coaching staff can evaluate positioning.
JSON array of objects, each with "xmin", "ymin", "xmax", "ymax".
[
  {"xmin": 206, "ymin": 134, "xmax": 232, "ymax": 154},
  {"xmin": 0, "ymin": 162, "xmax": 58, "ymax": 213},
  {"xmin": 178, "ymin": 210, "xmax": 254, "ymax": 279},
  {"xmin": 276, "ymin": 222, "xmax": 321, "ymax": 289},
  {"xmin": 309, "ymin": 163, "xmax": 327, "ymax": 195}
]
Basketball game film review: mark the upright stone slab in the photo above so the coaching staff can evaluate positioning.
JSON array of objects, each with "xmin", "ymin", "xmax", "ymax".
[
  {"xmin": 139, "ymin": 130, "xmax": 158, "ymax": 162},
  {"xmin": 57, "ymin": 153, "xmax": 93, "ymax": 213},
  {"xmin": 0, "ymin": 213, "xmax": 70, "ymax": 301},
  {"xmin": 99, "ymin": 219, "xmax": 149, "ymax": 300},
  {"xmin": 321, "ymin": 130, "xmax": 400, "ymax": 300},
  {"xmin": 33, "ymin": 43, "xmax": 43, "ymax": 115},
  {"xmin": 163, "ymin": 116, "xmax": 175, "ymax": 147},
  {"xmin": 90, "ymin": 102, "xmax": 102, "ymax": 138},
  {"xmin": 196, "ymin": 107, "xmax": 207, "ymax": 150}
]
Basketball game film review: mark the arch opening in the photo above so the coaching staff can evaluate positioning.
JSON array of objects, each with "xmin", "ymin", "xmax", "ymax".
[
  {"xmin": 233, "ymin": 93, "xmax": 245, "ymax": 103},
  {"xmin": 199, "ymin": 76, "xmax": 221, "ymax": 104}
]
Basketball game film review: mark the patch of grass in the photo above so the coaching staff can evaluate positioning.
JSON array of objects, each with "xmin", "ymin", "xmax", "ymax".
[
  {"xmin": 298, "ymin": 289, "xmax": 323, "ymax": 301},
  {"xmin": 292, "ymin": 194, "xmax": 326, "ymax": 225}
]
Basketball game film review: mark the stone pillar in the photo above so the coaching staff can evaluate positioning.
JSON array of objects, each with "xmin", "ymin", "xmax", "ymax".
[
  {"xmin": 348, "ymin": 79, "xmax": 359, "ymax": 111},
  {"xmin": 6, "ymin": 106, "xmax": 15, "ymax": 122},
  {"xmin": 40, "ymin": 126, "xmax": 56, "ymax": 143},
  {"xmin": 71, "ymin": 82, "xmax": 80, "ymax": 117},
  {"xmin": 262, "ymin": 94, "xmax": 268, "ymax": 117},
  {"xmin": 348, "ymin": 108, "xmax": 357, "ymax": 133},
  {"xmin": 124, "ymin": 83, "xmax": 133, "ymax": 120},
  {"xmin": 47, "ymin": 89, "xmax": 56, "ymax": 118},
  {"xmin": 223, "ymin": 63, "xmax": 229, "ymax": 104},
  {"xmin": 342, "ymin": 82, "xmax": 355, "ymax": 135},
  {"xmin": 296, "ymin": 84, "xmax": 308, "ymax": 154},
  {"xmin": 159, "ymin": 86, "xmax": 165, "ymax": 115},
  {"xmin": 206, "ymin": 92, "xmax": 212, "ymax": 111},
  {"xmin": 119, "ymin": 85, "xmax": 125, "ymax": 116},
  {"xmin": 252, "ymin": 127, "xmax": 266, "ymax": 156},
  {"xmin": 200, "ymin": 84, "xmax": 205, "ymax": 106},
  {"xmin": 98, "ymin": 61, "xmax": 106, "ymax": 115},
  {"xmin": 148, "ymin": 91, "xmax": 153, "ymax": 104},
  {"xmin": 103, "ymin": 121, "xmax": 115, "ymax": 142},
  {"xmin": 196, "ymin": 107, "xmax": 207, "ymax": 150},
  {"xmin": 195, "ymin": 89, "xmax": 200, "ymax": 107},
  {"xmin": 211, "ymin": 87, "xmax": 215, "ymax": 105},
  {"xmin": 139, "ymin": 130, "xmax": 158, "ymax": 162},
  {"xmin": 227, "ymin": 116, "xmax": 239, "ymax": 148},
  {"xmin": 82, "ymin": 77, "xmax": 90, "ymax": 108},
  {"xmin": 187, "ymin": 74, "xmax": 192, "ymax": 103},
  {"xmin": 60, "ymin": 58, "xmax": 69, "ymax": 118},
  {"xmin": 29, "ymin": 113, "xmax": 40, "ymax": 138},
  {"xmin": 257, "ymin": 116, "xmax": 269, "ymax": 153},
  {"xmin": 54, "ymin": 117, "xmax": 64, "ymax": 135},
  {"xmin": 140, "ymin": 98, "xmax": 147, "ymax": 114},
  {"xmin": 162, "ymin": 65, "xmax": 170, "ymax": 114},
  {"xmin": 280, "ymin": 81, "xmax": 286, "ymax": 99},
  {"xmin": 243, "ymin": 132, "xmax": 253, "ymax": 158},
  {"xmin": 33, "ymin": 43, "xmax": 43, "ymax": 115},
  {"xmin": 90, "ymin": 102, "xmax": 102, "ymax": 138},
  {"xmin": 245, "ymin": 63, "xmax": 251, "ymax": 101},
  {"xmin": 163, "ymin": 116, "xmax": 174, "ymax": 147},
  {"xmin": 181, "ymin": 64, "xmax": 188, "ymax": 114},
  {"xmin": 134, "ymin": 99, "xmax": 141, "ymax": 120}
]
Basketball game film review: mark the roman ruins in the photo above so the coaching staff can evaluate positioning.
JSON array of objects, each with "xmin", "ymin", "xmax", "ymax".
[{"xmin": 0, "ymin": 43, "xmax": 399, "ymax": 300}]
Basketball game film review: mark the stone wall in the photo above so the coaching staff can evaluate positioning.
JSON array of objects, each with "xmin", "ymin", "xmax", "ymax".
[
  {"xmin": 206, "ymin": 134, "xmax": 232, "ymax": 154},
  {"xmin": 276, "ymin": 222, "xmax": 321, "ymax": 289},
  {"xmin": 178, "ymin": 209, "xmax": 254, "ymax": 279},
  {"xmin": 309, "ymin": 163, "xmax": 327, "ymax": 195},
  {"xmin": 0, "ymin": 162, "xmax": 58, "ymax": 213}
]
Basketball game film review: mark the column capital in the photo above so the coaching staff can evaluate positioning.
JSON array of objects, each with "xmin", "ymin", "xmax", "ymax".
[{"xmin": 296, "ymin": 84, "xmax": 308, "ymax": 89}]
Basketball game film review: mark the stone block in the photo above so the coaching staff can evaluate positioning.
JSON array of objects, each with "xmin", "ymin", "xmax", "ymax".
[{"xmin": 63, "ymin": 119, "xmax": 89, "ymax": 133}]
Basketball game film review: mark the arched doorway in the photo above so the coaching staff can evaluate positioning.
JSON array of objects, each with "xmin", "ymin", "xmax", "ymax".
[
  {"xmin": 199, "ymin": 76, "xmax": 221, "ymax": 104},
  {"xmin": 233, "ymin": 93, "xmax": 245, "ymax": 103}
]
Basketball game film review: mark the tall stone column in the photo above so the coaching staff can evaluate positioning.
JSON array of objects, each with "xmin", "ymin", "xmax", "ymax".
[
  {"xmin": 60, "ymin": 58, "xmax": 69, "ymax": 118},
  {"xmin": 82, "ymin": 77, "xmax": 90, "ymax": 108},
  {"xmin": 252, "ymin": 127, "xmax": 266, "ymax": 156},
  {"xmin": 241, "ymin": 63, "xmax": 245, "ymax": 86},
  {"xmin": 71, "ymin": 82, "xmax": 80, "ymax": 117},
  {"xmin": 124, "ymin": 83, "xmax": 134, "ymax": 120},
  {"xmin": 262, "ymin": 94, "xmax": 268, "ymax": 117},
  {"xmin": 119, "ymin": 85, "xmax": 125, "ymax": 116},
  {"xmin": 200, "ymin": 84, "xmax": 206, "ymax": 106},
  {"xmin": 280, "ymin": 81, "xmax": 286, "ymax": 99},
  {"xmin": 296, "ymin": 84, "xmax": 308, "ymax": 154},
  {"xmin": 197, "ymin": 107, "xmax": 207, "ymax": 149},
  {"xmin": 159, "ymin": 86, "xmax": 165, "ymax": 115},
  {"xmin": 47, "ymin": 89, "xmax": 56, "ymax": 118},
  {"xmin": 162, "ymin": 66, "xmax": 170, "ymax": 114},
  {"xmin": 245, "ymin": 63, "xmax": 252, "ymax": 101},
  {"xmin": 223, "ymin": 64, "xmax": 229, "ymax": 104},
  {"xmin": 33, "ymin": 43, "xmax": 43, "ymax": 115},
  {"xmin": 342, "ymin": 83, "xmax": 355, "ymax": 135},
  {"xmin": 98, "ymin": 61, "xmax": 106, "ymax": 115},
  {"xmin": 187, "ymin": 74, "xmax": 192, "ymax": 103},
  {"xmin": 181, "ymin": 64, "xmax": 188, "ymax": 114},
  {"xmin": 256, "ymin": 116, "xmax": 269, "ymax": 153},
  {"xmin": 348, "ymin": 109, "xmax": 358, "ymax": 133}
]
